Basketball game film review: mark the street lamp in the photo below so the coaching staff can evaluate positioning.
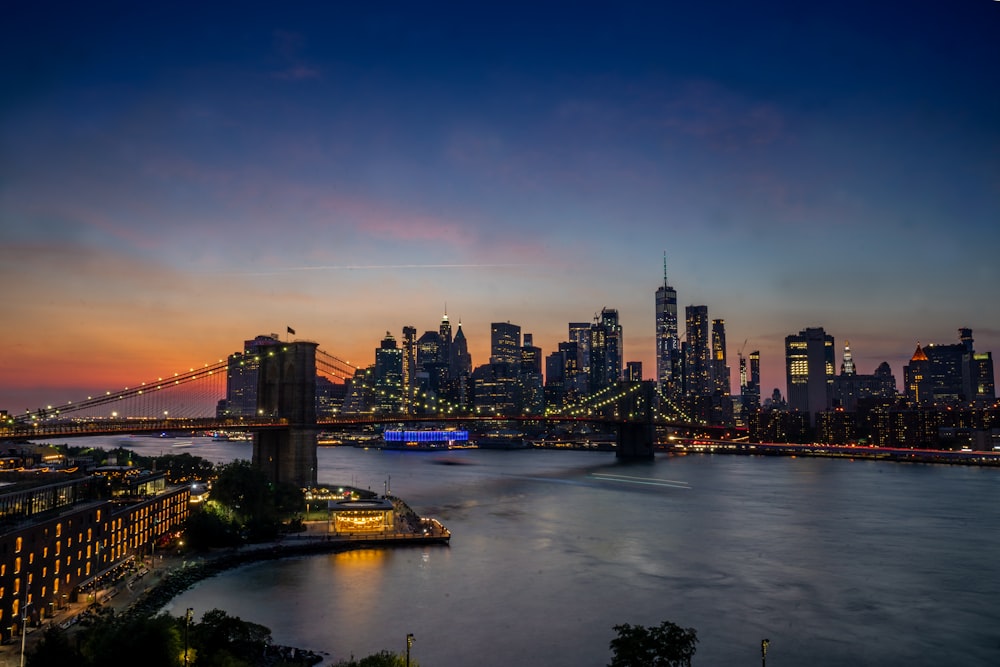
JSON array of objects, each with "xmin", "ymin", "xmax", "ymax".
[
  {"xmin": 761, "ymin": 638, "xmax": 770, "ymax": 667},
  {"xmin": 19, "ymin": 602, "xmax": 31, "ymax": 667},
  {"xmin": 406, "ymin": 633, "xmax": 414, "ymax": 667},
  {"xmin": 184, "ymin": 608, "xmax": 194, "ymax": 667}
]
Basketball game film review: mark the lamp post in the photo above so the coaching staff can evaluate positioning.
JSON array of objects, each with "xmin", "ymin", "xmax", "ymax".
[
  {"xmin": 406, "ymin": 633, "xmax": 414, "ymax": 667},
  {"xmin": 184, "ymin": 607, "xmax": 194, "ymax": 667},
  {"xmin": 761, "ymin": 638, "xmax": 770, "ymax": 667},
  {"xmin": 19, "ymin": 602, "xmax": 31, "ymax": 667}
]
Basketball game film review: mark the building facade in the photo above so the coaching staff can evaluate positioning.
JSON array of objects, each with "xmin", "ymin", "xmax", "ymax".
[
  {"xmin": 0, "ymin": 476, "xmax": 189, "ymax": 642},
  {"xmin": 785, "ymin": 327, "xmax": 835, "ymax": 424}
]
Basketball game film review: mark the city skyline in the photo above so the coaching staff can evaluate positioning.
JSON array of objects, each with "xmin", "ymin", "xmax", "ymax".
[{"xmin": 3, "ymin": 1, "xmax": 999, "ymax": 412}]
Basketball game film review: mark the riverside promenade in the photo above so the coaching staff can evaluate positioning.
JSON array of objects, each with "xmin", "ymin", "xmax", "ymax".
[{"xmin": 0, "ymin": 515, "xmax": 450, "ymax": 667}]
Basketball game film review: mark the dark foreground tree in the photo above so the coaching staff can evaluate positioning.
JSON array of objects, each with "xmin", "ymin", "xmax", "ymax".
[
  {"xmin": 331, "ymin": 650, "xmax": 420, "ymax": 667},
  {"xmin": 608, "ymin": 620, "xmax": 698, "ymax": 667},
  {"xmin": 26, "ymin": 625, "xmax": 82, "ymax": 667},
  {"xmin": 30, "ymin": 607, "xmax": 323, "ymax": 667}
]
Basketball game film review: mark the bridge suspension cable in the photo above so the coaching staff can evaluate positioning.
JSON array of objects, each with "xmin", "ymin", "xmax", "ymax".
[
  {"xmin": 14, "ymin": 359, "xmax": 230, "ymax": 424},
  {"xmin": 316, "ymin": 348, "xmax": 361, "ymax": 382}
]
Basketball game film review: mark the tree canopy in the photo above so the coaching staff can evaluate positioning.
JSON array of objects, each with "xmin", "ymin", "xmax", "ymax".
[
  {"xmin": 28, "ymin": 607, "xmax": 322, "ymax": 667},
  {"xmin": 608, "ymin": 620, "xmax": 698, "ymax": 667}
]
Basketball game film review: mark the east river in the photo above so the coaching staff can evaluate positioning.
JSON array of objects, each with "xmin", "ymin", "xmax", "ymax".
[{"xmin": 59, "ymin": 436, "xmax": 1000, "ymax": 666}]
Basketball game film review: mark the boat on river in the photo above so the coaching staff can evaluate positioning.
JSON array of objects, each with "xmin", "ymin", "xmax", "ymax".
[{"xmin": 375, "ymin": 428, "xmax": 470, "ymax": 450}]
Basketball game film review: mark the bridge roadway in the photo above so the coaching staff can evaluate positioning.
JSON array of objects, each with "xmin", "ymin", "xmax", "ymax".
[{"xmin": 0, "ymin": 413, "xmax": 724, "ymax": 442}]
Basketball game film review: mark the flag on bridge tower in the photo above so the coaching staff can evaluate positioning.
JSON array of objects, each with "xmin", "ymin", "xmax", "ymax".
[{"xmin": 287, "ymin": 326, "xmax": 296, "ymax": 336}]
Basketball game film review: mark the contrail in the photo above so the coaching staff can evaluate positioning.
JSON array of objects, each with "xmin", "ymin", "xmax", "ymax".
[{"xmin": 204, "ymin": 263, "xmax": 523, "ymax": 276}]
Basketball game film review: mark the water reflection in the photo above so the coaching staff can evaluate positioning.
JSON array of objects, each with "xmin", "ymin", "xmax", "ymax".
[{"xmin": 48, "ymin": 437, "xmax": 1000, "ymax": 667}]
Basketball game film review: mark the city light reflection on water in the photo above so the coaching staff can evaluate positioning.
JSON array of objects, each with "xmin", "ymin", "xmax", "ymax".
[{"xmin": 53, "ymin": 436, "xmax": 1000, "ymax": 667}]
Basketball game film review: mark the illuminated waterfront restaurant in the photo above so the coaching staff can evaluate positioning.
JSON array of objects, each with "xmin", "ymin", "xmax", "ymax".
[
  {"xmin": 329, "ymin": 498, "xmax": 395, "ymax": 534},
  {"xmin": 0, "ymin": 473, "xmax": 189, "ymax": 641}
]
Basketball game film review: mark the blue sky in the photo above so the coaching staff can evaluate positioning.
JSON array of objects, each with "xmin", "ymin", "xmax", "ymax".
[{"xmin": 2, "ymin": 1, "xmax": 999, "ymax": 412}]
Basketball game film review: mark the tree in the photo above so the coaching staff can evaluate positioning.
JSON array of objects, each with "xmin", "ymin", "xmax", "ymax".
[
  {"xmin": 78, "ymin": 612, "xmax": 183, "ymax": 667},
  {"xmin": 331, "ymin": 650, "xmax": 419, "ymax": 667},
  {"xmin": 27, "ymin": 625, "xmax": 82, "ymax": 667},
  {"xmin": 208, "ymin": 461, "xmax": 307, "ymax": 542},
  {"xmin": 608, "ymin": 620, "xmax": 698, "ymax": 667},
  {"xmin": 191, "ymin": 608, "xmax": 273, "ymax": 667},
  {"xmin": 156, "ymin": 452, "xmax": 216, "ymax": 484},
  {"xmin": 185, "ymin": 503, "xmax": 241, "ymax": 550}
]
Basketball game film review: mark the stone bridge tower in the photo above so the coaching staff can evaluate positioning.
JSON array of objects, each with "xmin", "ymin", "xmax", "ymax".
[
  {"xmin": 253, "ymin": 341, "xmax": 319, "ymax": 487},
  {"xmin": 616, "ymin": 380, "xmax": 656, "ymax": 460}
]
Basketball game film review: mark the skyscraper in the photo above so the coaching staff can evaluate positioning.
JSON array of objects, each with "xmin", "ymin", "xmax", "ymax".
[
  {"xmin": 685, "ymin": 305, "xmax": 711, "ymax": 397},
  {"xmin": 711, "ymin": 318, "xmax": 730, "ymax": 397},
  {"xmin": 374, "ymin": 332, "xmax": 403, "ymax": 413},
  {"xmin": 402, "ymin": 325, "xmax": 417, "ymax": 414},
  {"xmin": 785, "ymin": 327, "xmax": 835, "ymax": 424},
  {"xmin": 904, "ymin": 329, "xmax": 996, "ymax": 405},
  {"xmin": 748, "ymin": 350, "xmax": 761, "ymax": 408},
  {"xmin": 450, "ymin": 321, "xmax": 472, "ymax": 408},
  {"xmin": 439, "ymin": 312, "xmax": 453, "ymax": 373},
  {"xmin": 219, "ymin": 334, "xmax": 281, "ymax": 417},
  {"xmin": 587, "ymin": 309, "xmax": 623, "ymax": 392},
  {"xmin": 832, "ymin": 342, "xmax": 897, "ymax": 411},
  {"xmin": 708, "ymin": 318, "xmax": 733, "ymax": 424},
  {"xmin": 521, "ymin": 333, "xmax": 544, "ymax": 414},
  {"xmin": 841, "ymin": 340, "xmax": 856, "ymax": 375},
  {"xmin": 568, "ymin": 322, "xmax": 591, "ymax": 381},
  {"xmin": 601, "ymin": 307, "xmax": 623, "ymax": 383},
  {"xmin": 490, "ymin": 322, "xmax": 521, "ymax": 365},
  {"xmin": 655, "ymin": 254, "xmax": 679, "ymax": 393}
]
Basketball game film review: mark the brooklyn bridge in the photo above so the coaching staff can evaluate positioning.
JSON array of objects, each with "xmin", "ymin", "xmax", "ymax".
[{"xmin": 2, "ymin": 340, "xmax": 738, "ymax": 485}]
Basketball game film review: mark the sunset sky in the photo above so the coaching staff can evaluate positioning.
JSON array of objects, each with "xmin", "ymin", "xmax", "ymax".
[{"xmin": 2, "ymin": 1, "xmax": 999, "ymax": 413}]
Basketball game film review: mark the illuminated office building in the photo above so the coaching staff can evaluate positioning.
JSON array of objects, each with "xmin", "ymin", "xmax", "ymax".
[
  {"xmin": 685, "ymin": 306, "xmax": 712, "ymax": 398},
  {"xmin": 785, "ymin": 327, "xmax": 835, "ymax": 424},
  {"xmin": 218, "ymin": 334, "xmax": 281, "ymax": 417},
  {"xmin": 655, "ymin": 255, "xmax": 679, "ymax": 393},
  {"xmin": 402, "ymin": 326, "xmax": 417, "ymax": 414},
  {"xmin": 374, "ymin": 332, "xmax": 403, "ymax": 414},
  {"xmin": 737, "ymin": 350, "xmax": 762, "ymax": 425},
  {"xmin": 587, "ymin": 309, "xmax": 623, "ymax": 393},
  {"xmin": 568, "ymin": 323, "xmax": 591, "ymax": 381},
  {"xmin": 904, "ymin": 328, "xmax": 996, "ymax": 405},
  {"xmin": 490, "ymin": 322, "xmax": 522, "ymax": 365},
  {"xmin": 521, "ymin": 334, "xmax": 544, "ymax": 414},
  {"xmin": 450, "ymin": 322, "xmax": 472, "ymax": 408},
  {"xmin": 711, "ymin": 319, "xmax": 730, "ymax": 397}
]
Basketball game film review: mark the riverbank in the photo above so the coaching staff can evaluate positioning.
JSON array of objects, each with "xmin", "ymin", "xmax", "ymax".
[
  {"xmin": 129, "ymin": 529, "xmax": 451, "ymax": 620},
  {"xmin": 0, "ymin": 516, "xmax": 449, "ymax": 667}
]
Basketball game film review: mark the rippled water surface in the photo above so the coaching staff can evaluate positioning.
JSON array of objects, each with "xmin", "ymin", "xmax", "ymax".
[{"xmin": 70, "ymin": 437, "xmax": 1000, "ymax": 666}]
